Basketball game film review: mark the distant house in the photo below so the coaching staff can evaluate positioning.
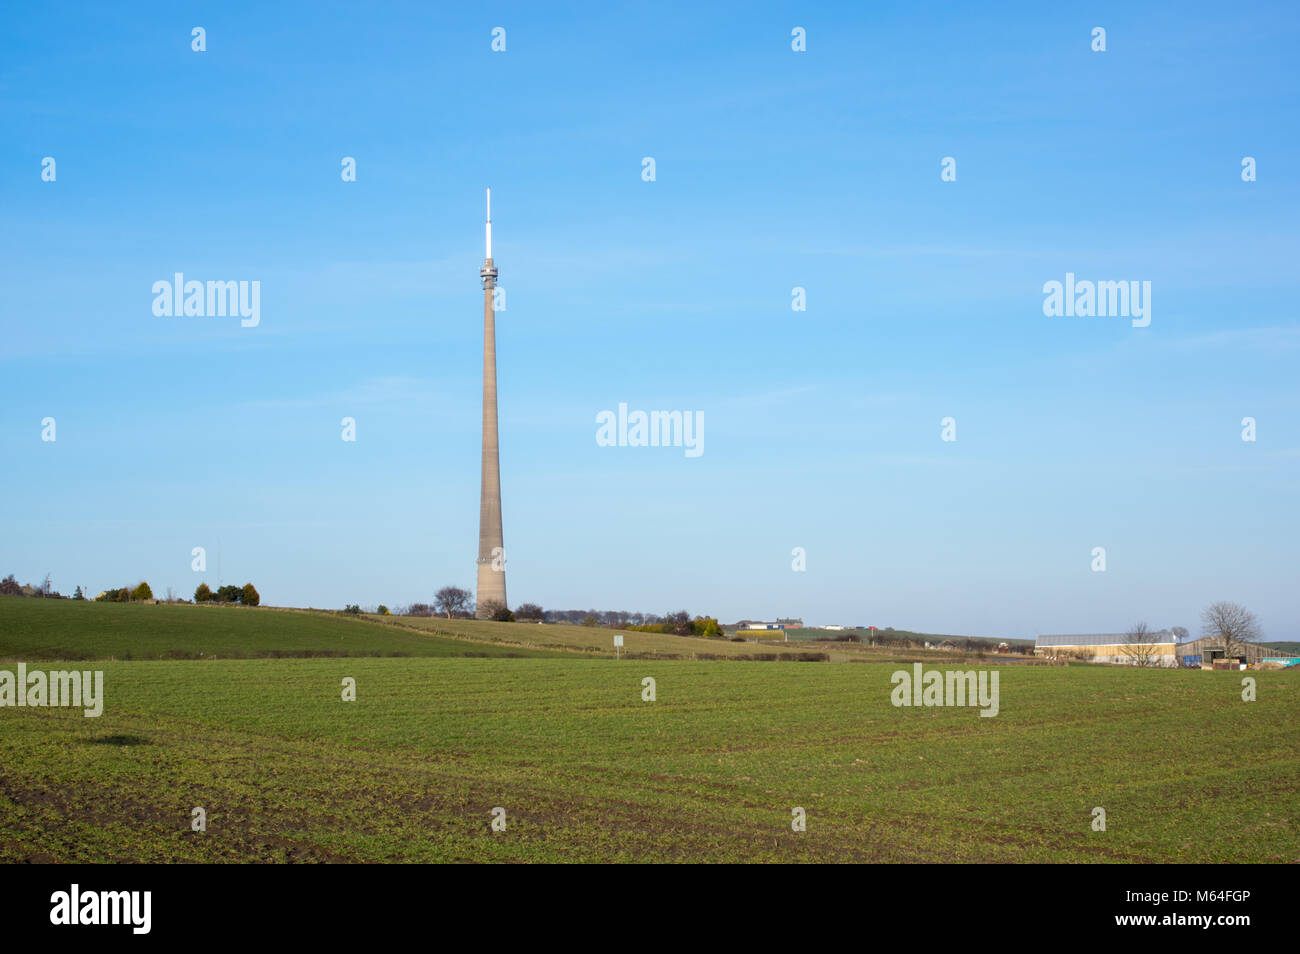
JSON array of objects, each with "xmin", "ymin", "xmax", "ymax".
[
  {"xmin": 937, "ymin": 639, "xmax": 959, "ymax": 651},
  {"xmin": 736, "ymin": 618, "xmax": 801, "ymax": 631}
]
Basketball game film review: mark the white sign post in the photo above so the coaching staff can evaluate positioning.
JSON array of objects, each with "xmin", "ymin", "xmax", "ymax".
[{"xmin": 613, "ymin": 633, "xmax": 623, "ymax": 659}]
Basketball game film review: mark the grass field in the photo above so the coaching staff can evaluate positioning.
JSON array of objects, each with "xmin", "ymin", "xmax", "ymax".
[
  {"xmin": 380, "ymin": 612, "xmax": 832, "ymax": 659},
  {"xmin": 374, "ymin": 613, "xmax": 1040, "ymax": 664},
  {"xmin": 763, "ymin": 627, "xmax": 1034, "ymax": 647},
  {"xmin": 1, "ymin": 652, "xmax": 1295, "ymax": 862},
  {"xmin": 1265, "ymin": 641, "xmax": 1300, "ymax": 655},
  {"xmin": 0, "ymin": 598, "xmax": 1049, "ymax": 669},
  {"xmin": 0, "ymin": 598, "xmax": 559, "ymax": 660}
]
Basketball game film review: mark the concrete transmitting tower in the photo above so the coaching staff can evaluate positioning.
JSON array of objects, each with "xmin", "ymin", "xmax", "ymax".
[{"xmin": 475, "ymin": 188, "xmax": 507, "ymax": 617}]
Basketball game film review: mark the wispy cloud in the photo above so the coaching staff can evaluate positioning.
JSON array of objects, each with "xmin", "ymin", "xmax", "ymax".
[
  {"xmin": 1167, "ymin": 325, "xmax": 1300, "ymax": 352},
  {"xmin": 721, "ymin": 385, "xmax": 816, "ymax": 408},
  {"xmin": 240, "ymin": 375, "xmax": 454, "ymax": 411}
]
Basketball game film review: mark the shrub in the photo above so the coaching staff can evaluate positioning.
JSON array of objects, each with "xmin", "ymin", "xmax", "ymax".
[
  {"xmin": 343, "ymin": 604, "xmax": 361, "ymax": 615},
  {"xmin": 479, "ymin": 600, "xmax": 514, "ymax": 622},
  {"xmin": 241, "ymin": 583, "xmax": 260, "ymax": 607},
  {"xmin": 515, "ymin": 602, "xmax": 544, "ymax": 621},
  {"xmin": 665, "ymin": 610, "xmax": 693, "ymax": 636},
  {"xmin": 377, "ymin": 604, "xmax": 390, "ymax": 616},
  {"xmin": 132, "ymin": 582, "xmax": 153, "ymax": 602},
  {"xmin": 0, "ymin": 575, "xmax": 21, "ymax": 596},
  {"xmin": 691, "ymin": 616, "xmax": 721, "ymax": 638},
  {"xmin": 194, "ymin": 582, "xmax": 212, "ymax": 603},
  {"xmin": 215, "ymin": 584, "xmax": 242, "ymax": 604}
]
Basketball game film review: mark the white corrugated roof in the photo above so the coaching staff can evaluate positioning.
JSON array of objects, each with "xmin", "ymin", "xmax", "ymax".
[{"xmin": 1037, "ymin": 632, "xmax": 1173, "ymax": 647}]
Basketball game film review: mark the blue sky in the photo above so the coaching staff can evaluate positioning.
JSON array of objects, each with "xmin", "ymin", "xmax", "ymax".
[{"xmin": 2, "ymin": 1, "xmax": 1297, "ymax": 637}]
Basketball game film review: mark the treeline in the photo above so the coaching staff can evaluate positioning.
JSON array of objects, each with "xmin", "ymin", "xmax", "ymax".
[
  {"xmin": 95, "ymin": 582, "xmax": 156, "ymax": 602},
  {"xmin": 546, "ymin": 609, "xmax": 673, "ymax": 627},
  {"xmin": 194, "ymin": 583, "xmax": 260, "ymax": 606},
  {"xmin": 0, "ymin": 574, "xmax": 75, "ymax": 599},
  {"xmin": 2, "ymin": 574, "xmax": 145, "ymax": 603},
  {"xmin": 618, "ymin": 611, "xmax": 721, "ymax": 637},
  {"xmin": 1, "ymin": 572, "xmax": 263, "ymax": 608},
  {"xmin": 380, "ymin": 591, "xmax": 721, "ymax": 636},
  {"xmin": 817, "ymin": 629, "xmax": 1034, "ymax": 654}
]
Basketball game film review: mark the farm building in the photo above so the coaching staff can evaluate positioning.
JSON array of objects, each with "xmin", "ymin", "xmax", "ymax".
[
  {"xmin": 1173, "ymin": 636, "xmax": 1296, "ymax": 669},
  {"xmin": 736, "ymin": 618, "xmax": 801, "ymax": 631},
  {"xmin": 1034, "ymin": 632, "xmax": 1178, "ymax": 667}
]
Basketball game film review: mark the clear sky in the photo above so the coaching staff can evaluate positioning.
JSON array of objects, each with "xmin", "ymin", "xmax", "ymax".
[{"xmin": 2, "ymin": 1, "xmax": 1297, "ymax": 638}]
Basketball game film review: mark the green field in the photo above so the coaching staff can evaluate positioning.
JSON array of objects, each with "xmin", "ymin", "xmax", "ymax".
[
  {"xmin": 384, "ymin": 612, "xmax": 832, "ymax": 659},
  {"xmin": 1, "ymin": 649, "xmax": 1295, "ymax": 862},
  {"xmin": 0, "ymin": 598, "xmax": 558, "ymax": 660},
  {"xmin": 1264, "ymin": 641, "xmax": 1300, "ymax": 655}
]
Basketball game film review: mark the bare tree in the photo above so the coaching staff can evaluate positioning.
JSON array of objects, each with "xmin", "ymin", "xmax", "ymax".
[
  {"xmin": 1200, "ymin": 601, "xmax": 1262, "ymax": 660},
  {"xmin": 434, "ymin": 586, "xmax": 473, "ymax": 619},
  {"xmin": 515, "ymin": 602, "xmax": 544, "ymax": 621},
  {"xmin": 1169, "ymin": 626, "xmax": 1189, "ymax": 667},
  {"xmin": 664, "ymin": 610, "xmax": 693, "ymax": 636},
  {"xmin": 1120, "ymin": 622, "xmax": 1162, "ymax": 667}
]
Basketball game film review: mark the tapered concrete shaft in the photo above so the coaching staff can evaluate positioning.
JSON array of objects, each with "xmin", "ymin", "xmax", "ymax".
[{"xmin": 475, "ymin": 191, "xmax": 506, "ymax": 617}]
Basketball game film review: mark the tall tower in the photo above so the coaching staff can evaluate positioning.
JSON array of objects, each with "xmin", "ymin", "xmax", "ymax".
[{"xmin": 475, "ymin": 188, "xmax": 507, "ymax": 617}]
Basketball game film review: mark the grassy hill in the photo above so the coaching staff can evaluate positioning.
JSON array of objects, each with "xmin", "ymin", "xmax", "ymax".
[
  {"xmin": 0, "ymin": 598, "xmax": 557, "ymax": 660},
  {"xmin": 380, "ymin": 617, "xmax": 1037, "ymax": 662},
  {"xmin": 0, "ymin": 599, "xmax": 1022, "ymax": 664},
  {"xmin": 1263, "ymin": 641, "xmax": 1300, "ymax": 655},
  {"xmin": 767, "ymin": 627, "xmax": 1033, "ymax": 646},
  {"xmin": 381, "ymin": 614, "xmax": 830, "ymax": 659}
]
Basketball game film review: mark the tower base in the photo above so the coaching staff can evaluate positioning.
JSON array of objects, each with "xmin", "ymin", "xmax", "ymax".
[{"xmin": 475, "ymin": 562, "xmax": 507, "ymax": 619}]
